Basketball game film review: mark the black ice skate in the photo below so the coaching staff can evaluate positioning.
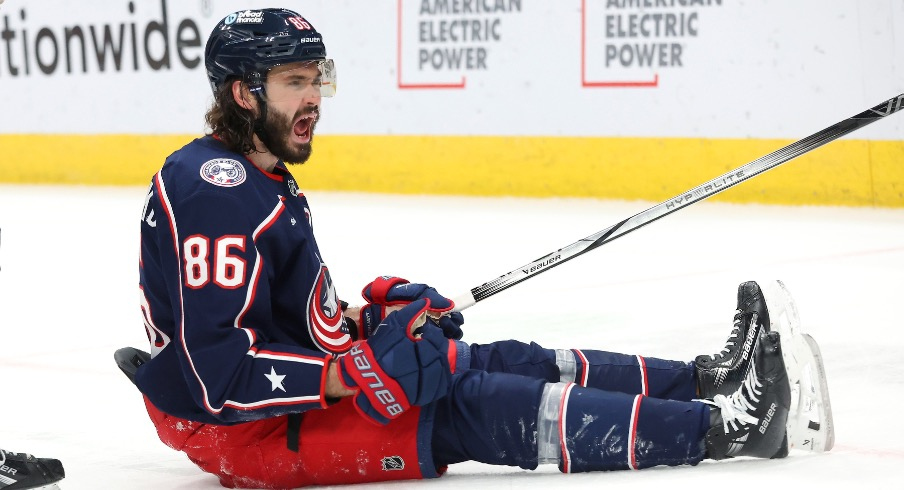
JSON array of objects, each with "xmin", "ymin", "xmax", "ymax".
[
  {"xmin": 0, "ymin": 449, "xmax": 65, "ymax": 490},
  {"xmin": 698, "ymin": 280, "xmax": 835, "ymax": 454},
  {"xmin": 702, "ymin": 329, "xmax": 790, "ymax": 460},
  {"xmin": 696, "ymin": 281, "xmax": 770, "ymax": 400}
]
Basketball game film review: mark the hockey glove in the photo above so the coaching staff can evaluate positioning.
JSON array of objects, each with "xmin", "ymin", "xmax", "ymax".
[
  {"xmin": 337, "ymin": 299, "xmax": 454, "ymax": 425},
  {"xmin": 348, "ymin": 276, "xmax": 464, "ymax": 340}
]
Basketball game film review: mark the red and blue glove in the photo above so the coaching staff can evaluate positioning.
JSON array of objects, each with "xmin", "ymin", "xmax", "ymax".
[
  {"xmin": 349, "ymin": 276, "xmax": 464, "ymax": 340},
  {"xmin": 337, "ymin": 299, "xmax": 454, "ymax": 425}
]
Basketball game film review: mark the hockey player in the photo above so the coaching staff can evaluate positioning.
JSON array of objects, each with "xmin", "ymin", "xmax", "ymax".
[
  {"xmin": 0, "ymin": 449, "xmax": 64, "ymax": 490},
  {"xmin": 123, "ymin": 8, "xmax": 833, "ymax": 489}
]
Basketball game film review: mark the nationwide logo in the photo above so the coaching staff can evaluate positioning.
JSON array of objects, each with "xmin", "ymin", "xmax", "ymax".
[
  {"xmin": 227, "ymin": 10, "xmax": 264, "ymax": 25},
  {"xmin": 0, "ymin": 0, "xmax": 207, "ymax": 78}
]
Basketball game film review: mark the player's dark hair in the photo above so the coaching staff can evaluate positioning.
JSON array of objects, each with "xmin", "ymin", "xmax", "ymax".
[{"xmin": 205, "ymin": 80, "xmax": 257, "ymax": 155}]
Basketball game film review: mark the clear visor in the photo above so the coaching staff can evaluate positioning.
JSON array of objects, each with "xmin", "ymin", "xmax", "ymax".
[{"xmin": 257, "ymin": 59, "xmax": 337, "ymax": 102}]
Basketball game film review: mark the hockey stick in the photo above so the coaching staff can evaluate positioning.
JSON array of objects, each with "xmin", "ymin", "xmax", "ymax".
[{"xmin": 452, "ymin": 93, "xmax": 904, "ymax": 311}]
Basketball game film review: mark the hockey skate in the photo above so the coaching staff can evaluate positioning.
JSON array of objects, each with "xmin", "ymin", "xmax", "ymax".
[
  {"xmin": 697, "ymin": 280, "xmax": 834, "ymax": 454},
  {"xmin": 696, "ymin": 281, "xmax": 769, "ymax": 400},
  {"xmin": 759, "ymin": 280, "xmax": 835, "ymax": 453},
  {"xmin": 0, "ymin": 449, "xmax": 64, "ymax": 490},
  {"xmin": 702, "ymin": 329, "xmax": 790, "ymax": 460}
]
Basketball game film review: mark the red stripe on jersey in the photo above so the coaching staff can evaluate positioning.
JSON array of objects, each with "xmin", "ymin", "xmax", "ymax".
[
  {"xmin": 558, "ymin": 383, "xmax": 576, "ymax": 473},
  {"xmin": 155, "ymin": 172, "xmax": 220, "ymax": 415},
  {"xmin": 223, "ymin": 395, "xmax": 322, "ymax": 411},
  {"xmin": 628, "ymin": 395, "xmax": 643, "ymax": 470},
  {"xmin": 572, "ymin": 349, "xmax": 590, "ymax": 386},
  {"xmin": 236, "ymin": 199, "xmax": 285, "ymax": 331},
  {"xmin": 154, "ymin": 172, "xmax": 179, "ymax": 257},
  {"xmin": 252, "ymin": 349, "xmax": 329, "ymax": 365},
  {"xmin": 636, "ymin": 355, "xmax": 649, "ymax": 396},
  {"xmin": 446, "ymin": 339, "xmax": 457, "ymax": 373}
]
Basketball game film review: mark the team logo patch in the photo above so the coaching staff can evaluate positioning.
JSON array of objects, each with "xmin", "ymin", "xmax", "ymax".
[
  {"xmin": 200, "ymin": 158, "xmax": 247, "ymax": 187},
  {"xmin": 307, "ymin": 265, "xmax": 352, "ymax": 353},
  {"xmin": 381, "ymin": 456, "xmax": 405, "ymax": 471}
]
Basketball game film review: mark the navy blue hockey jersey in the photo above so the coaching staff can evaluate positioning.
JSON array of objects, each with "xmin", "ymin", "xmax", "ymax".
[{"xmin": 135, "ymin": 135, "xmax": 353, "ymax": 424}]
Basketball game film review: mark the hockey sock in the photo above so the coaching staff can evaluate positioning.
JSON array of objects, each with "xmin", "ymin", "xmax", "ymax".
[
  {"xmin": 467, "ymin": 340, "xmax": 697, "ymax": 401},
  {"xmin": 538, "ymin": 383, "xmax": 710, "ymax": 472},
  {"xmin": 558, "ymin": 349, "xmax": 697, "ymax": 401}
]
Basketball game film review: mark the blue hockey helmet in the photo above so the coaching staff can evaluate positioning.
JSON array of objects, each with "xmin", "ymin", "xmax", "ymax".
[{"xmin": 204, "ymin": 8, "xmax": 336, "ymax": 97}]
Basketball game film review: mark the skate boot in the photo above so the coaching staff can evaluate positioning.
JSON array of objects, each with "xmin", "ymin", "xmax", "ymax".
[
  {"xmin": 702, "ymin": 329, "xmax": 790, "ymax": 460},
  {"xmin": 759, "ymin": 280, "xmax": 835, "ymax": 453},
  {"xmin": 696, "ymin": 281, "xmax": 770, "ymax": 400},
  {"xmin": 0, "ymin": 449, "xmax": 65, "ymax": 490}
]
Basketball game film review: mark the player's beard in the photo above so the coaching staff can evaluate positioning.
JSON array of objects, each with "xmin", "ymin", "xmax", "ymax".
[{"xmin": 255, "ymin": 105, "xmax": 318, "ymax": 165}]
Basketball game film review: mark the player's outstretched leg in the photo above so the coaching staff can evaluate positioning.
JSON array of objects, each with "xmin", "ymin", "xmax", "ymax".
[
  {"xmin": 701, "ymin": 329, "xmax": 790, "ymax": 460},
  {"xmin": 0, "ymin": 449, "xmax": 65, "ymax": 490},
  {"xmin": 696, "ymin": 281, "xmax": 770, "ymax": 400}
]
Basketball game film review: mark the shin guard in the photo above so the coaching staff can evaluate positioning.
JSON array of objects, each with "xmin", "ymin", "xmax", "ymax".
[{"xmin": 538, "ymin": 383, "xmax": 709, "ymax": 472}]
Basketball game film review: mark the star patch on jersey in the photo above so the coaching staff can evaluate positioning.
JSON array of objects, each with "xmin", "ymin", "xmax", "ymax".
[
  {"xmin": 200, "ymin": 158, "xmax": 247, "ymax": 187},
  {"xmin": 307, "ymin": 265, "xmax": 352, "ymax": 353},
  {"xmin": 265, "ymin": 366, "xmax": 287, "ymax": 392}
]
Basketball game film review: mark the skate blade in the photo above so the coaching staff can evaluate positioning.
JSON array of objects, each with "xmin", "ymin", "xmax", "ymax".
[
  {"xmin": 759, "ymin": 280, "xmax": 834, "ymax": 452},
  {"xmin": 785, "ymin": 333, "xmax": 835, "ymax": 452},
  {"xmin": 759, "ymin": 279, "xmax": 801, "ymax": 338}
]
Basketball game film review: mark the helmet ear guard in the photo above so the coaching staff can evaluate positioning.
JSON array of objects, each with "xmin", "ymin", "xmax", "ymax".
[{"xmin": 244, "ymin": 71, "xmax": 266, "ymax": 97}]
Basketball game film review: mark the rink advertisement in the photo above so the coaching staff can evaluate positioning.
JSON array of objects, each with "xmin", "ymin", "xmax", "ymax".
[
  {"xmin": 582, "ymin": 0, "xmax": 723, "ymax": 88},
  {"xmin": 0, "ymin": 0, "xmax": 901, "ymax": 206}
]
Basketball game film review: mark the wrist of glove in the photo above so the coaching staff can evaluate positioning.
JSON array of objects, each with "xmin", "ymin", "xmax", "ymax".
[
  {"xmin": 346, "ymin": 276, "xmax": 464, "ymax": 341},
  {"xmin": 337, "ymin": 299, "xmax": 454, "ymax": 425}
]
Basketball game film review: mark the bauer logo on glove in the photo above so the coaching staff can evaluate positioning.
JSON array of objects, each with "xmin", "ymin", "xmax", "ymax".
[{"xmin": 337, "ymin": 299, "xmax": 454, "ymax": 425}]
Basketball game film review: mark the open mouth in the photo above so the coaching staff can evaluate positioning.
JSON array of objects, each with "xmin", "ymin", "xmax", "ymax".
[{"xmin": 292, "ymin": 114, "xmax": 316, "ymax": 143}]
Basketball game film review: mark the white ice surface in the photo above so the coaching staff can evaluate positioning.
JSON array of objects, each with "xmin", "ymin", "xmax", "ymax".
[{"xmin": 1, "ymin": 185, "xmax": 902, "ymax": 489}]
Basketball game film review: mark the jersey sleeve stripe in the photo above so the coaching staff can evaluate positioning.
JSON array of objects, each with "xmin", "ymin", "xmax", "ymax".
[{"xmin": 155, "ymin": 172, "xmax": 221, "ymax": 415}]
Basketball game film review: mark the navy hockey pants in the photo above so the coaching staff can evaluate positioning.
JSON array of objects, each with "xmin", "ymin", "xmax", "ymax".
[{"xmin": 431, "ymin": 340, "xmax": 709, "ymax": 471}]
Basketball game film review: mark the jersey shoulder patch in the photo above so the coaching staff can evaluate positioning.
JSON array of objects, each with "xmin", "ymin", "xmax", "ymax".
[{"xmin": 199, "ymin": 158, "xmax": 247, "ymax": 187}]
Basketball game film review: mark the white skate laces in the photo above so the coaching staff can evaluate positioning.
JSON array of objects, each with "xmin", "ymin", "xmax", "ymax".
[
  {"xmin": 705, "ymin": 365, "xmax": 763, "ymax": 433},
  {"xmin": 706, "ymin": 312, "xmax": 743, "ymax": 361}
]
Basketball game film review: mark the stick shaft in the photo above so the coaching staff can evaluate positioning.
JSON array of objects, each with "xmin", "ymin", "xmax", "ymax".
[{"xmin": 453, "ymin": 93, "xmax": 904, "ymax": 311}]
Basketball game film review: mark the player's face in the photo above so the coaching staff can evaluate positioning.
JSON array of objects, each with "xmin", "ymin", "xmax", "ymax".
[{"xmin": 258, "ymin": 62, "xmax": 323, "ymax": 165}]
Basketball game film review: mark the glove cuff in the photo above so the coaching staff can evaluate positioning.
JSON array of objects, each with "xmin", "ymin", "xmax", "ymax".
[
  {"xmin": 363, "ymin": 276, "xmax": 410, "ymax": 304},
  {"xmin": 340, "ymin": 342, "xmax": 411, "ymax": 420}
]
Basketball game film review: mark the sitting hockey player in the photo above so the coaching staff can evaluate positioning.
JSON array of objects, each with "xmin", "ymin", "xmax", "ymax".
[
  {"xmin": 121, "ymin": 8, "xmax": 834, "ymax": 489},
  {"xmin": 0, "ymin": 449, "xmax": 64, "ymax": 490}
]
